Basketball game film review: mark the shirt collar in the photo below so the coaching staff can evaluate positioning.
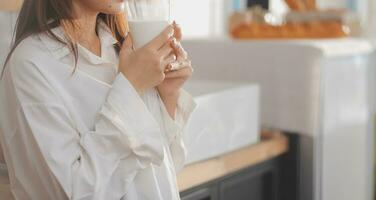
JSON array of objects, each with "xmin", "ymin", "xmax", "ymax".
[{"xmin": 39, "ymin": 20, "xmax": 119, "ymax": 62}]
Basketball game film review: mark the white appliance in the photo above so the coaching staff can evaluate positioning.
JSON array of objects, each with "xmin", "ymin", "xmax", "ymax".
[
  {"xmin": 183, "ymin": 80, "xmax": 260, "ymax": 164},
  {"xmin": 182, "ymin": 38, "xmax": 375, "ymax": 200}
]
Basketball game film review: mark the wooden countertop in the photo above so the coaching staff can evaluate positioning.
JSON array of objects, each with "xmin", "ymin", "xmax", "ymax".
[
  {"xmin": 177, "ymin": 130, "xmax": 288, "ymax": 192},
  {"xmin": 0, "ymin": 131, "xmax": 288, "ymax": 198}
]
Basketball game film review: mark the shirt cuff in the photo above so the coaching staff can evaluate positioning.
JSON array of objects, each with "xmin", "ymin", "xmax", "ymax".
[
  {"xmin": 103, "ymin": 73, "xmax": 165, "ymax": 166},
  {"xmin": 158, "ymin": 89, "xmax": 197, "ymax": 144}
]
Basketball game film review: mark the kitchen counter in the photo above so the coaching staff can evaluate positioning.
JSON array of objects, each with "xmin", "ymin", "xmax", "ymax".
[
  {"xmin": 0, "ymin": 131, "xmax": 288, "ymax": 198},
  {"xmin": 178, "ymin": 130, "xmax": 288, "ymax": 192},
  {"xmin": 182, "ymin": 38, "xmax": 375, "ymax": 200}
]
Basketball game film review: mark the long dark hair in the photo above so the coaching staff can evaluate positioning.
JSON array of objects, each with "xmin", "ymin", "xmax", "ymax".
[{"xmin": 1, "ymin": 0, "xmax": 128, "ymax": 77}]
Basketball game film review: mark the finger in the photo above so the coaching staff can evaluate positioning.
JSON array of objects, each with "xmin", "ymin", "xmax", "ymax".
[
  {"xmin": 164, "ymin": 61, "xmax": 181, "ymax": 73},
  {"xmin": 170, "ymin": 61, "xmax": 182, "ymax": 71},
  {"xmin": 172, "ymin": 41, "xmax": 188, "ymax": 61},
  {"xmin": 162, "ymin": 54, "xmax": 177, "ymax": 70},
  {"xmin": 165, "ymin": 64, "xmax": 193, "ymax": 78},
  {"xmin": 158, "ymin": 38, "xmax": 174, "ymax": 58},
  {"xmin": 166, "ymin": 60, "xmax": 190, "ymax": 71},
  {"xmin": 173, "ymin": 21, "xmax": 183, "ymax": 41},
  {"xmin": 164, "ymin": 64, "xmax": 173, "ymax": 72},
  {"xmin": 166, "ymin": 54, "xmax": 177, "ymax": 64},
  {"xmin": 146, "ymin": 25, "xmax": 174, "ymax": 50},
  {"xmin": 170, "ymin": 59, "xmax": 191, "ymax": 71}
]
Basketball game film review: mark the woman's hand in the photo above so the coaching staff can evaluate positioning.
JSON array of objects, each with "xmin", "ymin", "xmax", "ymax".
[
  {"xmin": 157, "ymin": 22, "xmax": 194, "ymax": 119},
  {"xmin": 118, "ymin": 25, "xmax": 177, "ymax": 95},
  {"xmin": 157, "ymin": 42, "xmax": 193, "ymax": 97}
]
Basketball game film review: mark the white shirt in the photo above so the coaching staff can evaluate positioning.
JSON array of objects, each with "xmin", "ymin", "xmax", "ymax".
[{"xmin": 0, "ymin": 21, "xmax": 196, "ymax": 200}]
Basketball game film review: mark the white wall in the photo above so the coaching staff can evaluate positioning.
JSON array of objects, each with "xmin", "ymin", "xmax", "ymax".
[
  {"xmin": 173, "ymin": 0, "xmax": 247, "ymax": 39},
  {"xmin": 173, "ymin": 0, "xmax": 212, "ymax": 38},
  {"xmin": 366, "ymin": 0, "xmax": 376, "ymax": 38},
  {"xmin": 0, "ymin": 11, "xmax": 17, "ymax": 70}
]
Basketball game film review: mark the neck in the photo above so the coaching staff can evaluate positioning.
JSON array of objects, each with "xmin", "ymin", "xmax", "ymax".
[
  {"xmin": 67, "ymin": 2, "xmax": 99, "ymax": 44},
  {"xmin": 63, "ymin": 1, "xmax": 102, "ymax": 57}
]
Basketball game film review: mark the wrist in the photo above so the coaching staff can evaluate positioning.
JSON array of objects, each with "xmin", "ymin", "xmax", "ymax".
[
  {"xmin": 158, "ymin": 88, "xmax": 180, "ymax": 101},
  {"xmin": 158, "ymin": 90, "xmax": 180, "ymax": 120},
  {"xmin": 120, "ymin": 72, "xmax": 146, "ymax": 95}
]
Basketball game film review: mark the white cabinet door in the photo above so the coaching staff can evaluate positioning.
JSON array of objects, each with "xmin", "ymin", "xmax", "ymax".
[{"xmin": 320, "ymin": 55, "xmax": 374, "ymax": 200}]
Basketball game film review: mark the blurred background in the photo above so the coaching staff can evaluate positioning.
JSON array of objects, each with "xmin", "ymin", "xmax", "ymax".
[
  {"xmin": 175, "ymin": 1, "xmax": 376, "ymax": 200},
  {"xmin": 173, "ymin": 0, "xmax": 376, "ymax": 39},
  {"xmin": 0, "ymin": 0, "xmax": 376, "ymax": 200}
]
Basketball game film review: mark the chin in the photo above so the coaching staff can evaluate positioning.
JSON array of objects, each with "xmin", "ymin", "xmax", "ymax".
[{"xmin": 104, "ymin": 2, "xmax": 124, "ymax": 14}]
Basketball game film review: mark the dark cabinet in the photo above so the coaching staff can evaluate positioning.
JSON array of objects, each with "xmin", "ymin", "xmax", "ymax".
[
  {"xmin": 180, "ymin": 133, "xmax": 300, "ymax": 200},
  {"xmin": 219, "ymin": 164, "xmax": 279, "ymax": 200},
  {"xmin": 180, "ymin": 159, "xmax": 280, "ymax": 200},
  {"xmin": 181, "ymin": 187, "xmax": 218, "ymax": 200}
]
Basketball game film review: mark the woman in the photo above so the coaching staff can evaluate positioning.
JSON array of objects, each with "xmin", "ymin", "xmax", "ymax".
[{"xmin": 0, "ymin": 0, "xmax": 195, "ymax": 199}]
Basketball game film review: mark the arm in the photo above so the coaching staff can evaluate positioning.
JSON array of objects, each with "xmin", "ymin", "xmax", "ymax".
[
  {"xmin": 158, "ymin": 91, "xmax": 180, "ymax": 120},
  {"xmin": 7, "ymin": 58, "xmax": 165, "ymax": 199},
  {"xmin": 157, "ymin": 89, "xmax": 196, "ymax": 172}
]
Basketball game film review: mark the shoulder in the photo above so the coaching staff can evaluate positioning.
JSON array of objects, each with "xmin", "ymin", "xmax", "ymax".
[
  {"xmin": 7, "ymin": 33, "xmax": 55, "ymax": 74},
  {"xmin": 7, "ymin": 34, "xmax": 56, "ymax": 77},
  {"xmin": 4, "ymin": 32, "xmax": 68, "ymax": 93},
  {"xmin": 10, "ymin": 34, "xmax": 50, "ymax": 65},
  {"xmin": 5, "ymin": 35, "xmax": 46, "ymax": 78},
  {"xmin": 5, "ymin": 34, "xmax": 65, "ymax": 103},
  {"xmin": 7, "ymin": 32, "xmax": 67, "ymax": 78}
]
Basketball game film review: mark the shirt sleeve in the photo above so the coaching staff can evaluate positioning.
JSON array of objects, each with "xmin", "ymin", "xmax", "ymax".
[
  {"xmin": 157, "ymin": 89, "xmax": 197, "ymax": 172},
  {"xmin": 7, "ymin": 58, "xmax": 165, "ymax": 199}
]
